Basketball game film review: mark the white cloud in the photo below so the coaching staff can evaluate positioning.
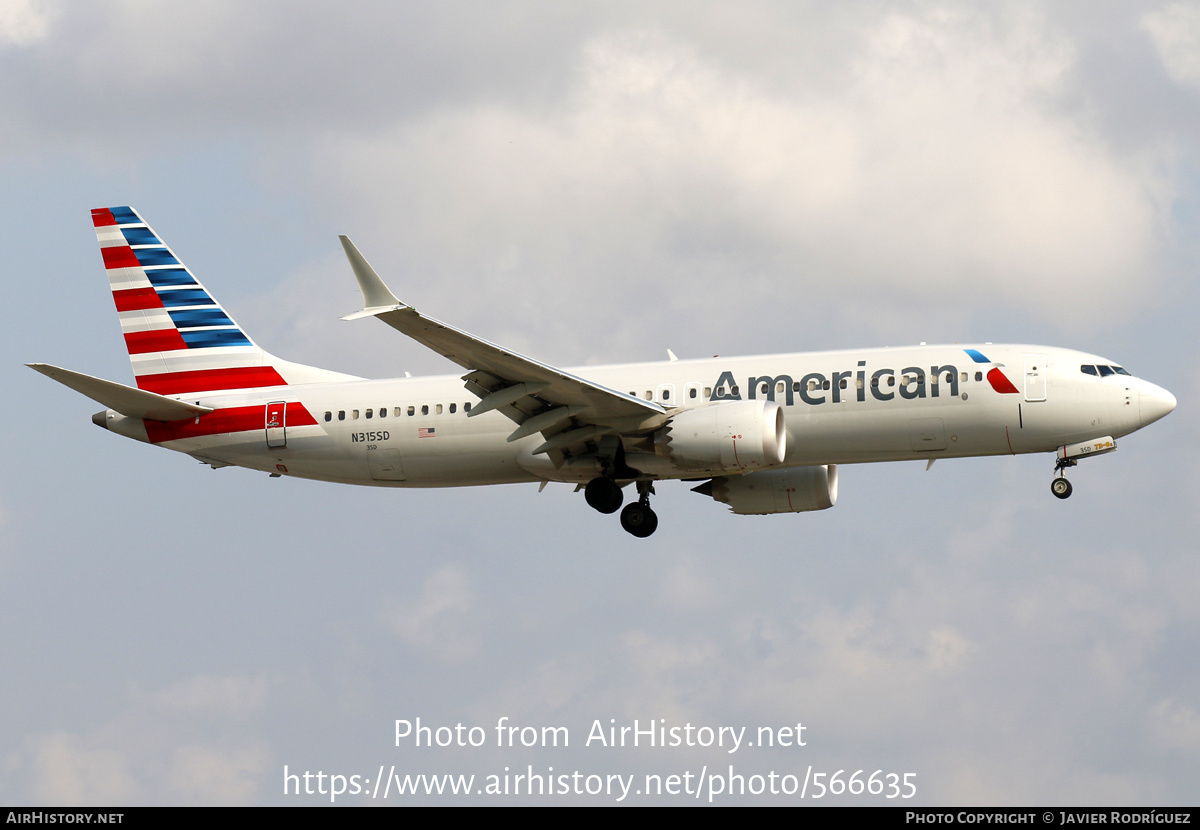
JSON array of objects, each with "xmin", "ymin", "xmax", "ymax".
[
  {"xmin": 382, "ymin": 564, "xmax": 480, "ymax": 663},
  {"xmin": 656, "ymin": 547, "xmax": 727, "ymax": 612},
  {"xmin": 8, "ymin": 731, "xmax": 139, "ymax": 805},
  {"xmin": 134, "ymin": 673, "xmax": 269, "ymax": 719},
  {"xmin": 1149, "ymin": 697, "xmax": 1200, "ymax": 757},
  {"xmin": 165, "ymin": 743, "xmax": 267, "ymax": 805},
  {"xmin": 0, "ymin": 0, "xmax": 55, "ymax": 47},
  {"xmin": 1143, "ymin": 3, "xmax": 1200, "ymax": 89},
  {"xmin": 4, "ymin": 674, "xmax": 272, "ymax": 806},
  {"xmin": 313, "ymin": 10, "xmax": 1167, "ymax": 357}
]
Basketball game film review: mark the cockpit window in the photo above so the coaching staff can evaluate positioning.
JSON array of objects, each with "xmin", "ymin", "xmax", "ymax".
[
  {"xmin": 1081, "ymin": 365, "xmax": 1097, "ymax": 376},
  {"xmin": 1097, "ymin": 365, "xmax": 1114, "ymax": 377},
  {"xmin": 1112, "ymin": 366, "xmax": 1130, "ymax": 376}
]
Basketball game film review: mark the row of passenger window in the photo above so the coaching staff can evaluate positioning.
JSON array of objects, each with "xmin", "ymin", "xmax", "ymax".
[
  {"xmin": 325, "ymin": 369, "xmax": 1002, "ymax": 421},
  {"xmin": 323, "ymin": 402, "xmax": 474, "ymax": 422},
  {"xmin": 1080, "ymin": 365, "xmax": 1130, "ymax": 377},
  {"xmin": 630, "ymin": 387, "xmax": 714, "ymax": 401}
]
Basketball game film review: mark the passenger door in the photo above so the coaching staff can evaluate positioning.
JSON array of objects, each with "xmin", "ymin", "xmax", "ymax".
[{"xmin": 1025, "ymin": 354, "xmax": 1047, "ymax": 402}]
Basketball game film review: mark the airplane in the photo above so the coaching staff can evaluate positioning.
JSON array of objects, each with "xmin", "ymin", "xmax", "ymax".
[{"xmin": 29, "ymin": 206, "xmax": 1177, "ymax": 538}]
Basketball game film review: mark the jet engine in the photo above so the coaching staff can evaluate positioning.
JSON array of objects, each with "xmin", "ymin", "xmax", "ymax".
[
  {"xmin": 653, "ymin": 400, "xmax": 786, "ymax": 473},
  {"xmin": 693, "ymin": 465, "xmax": 838, "ymax": 514}
]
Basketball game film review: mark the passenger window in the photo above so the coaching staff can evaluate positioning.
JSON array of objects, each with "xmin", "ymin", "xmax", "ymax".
[
  {"xmin": 839, "ymin": 379, "xmax": 847, "ymax": 390},
  {"xmin": 689, "ymin": 387, "xmax": 697, "ymax": 399},
  {"xmin": 379, "ymin": 407, "xmax": 387, "ymax": 418},
  {"xmin": 871, "ymin": 377, "xmax": 879, "ymax": 388},
  {"xmin": 808, "ymin": 380, "xmax": 818, "ymax": 392},
  {"xmin": 352, "ymin": 410, "xmax": 359, "ymax": 420},
  {"xmin": 822, "ymin": 380, "xmax": 830, "ymax": 391},
  {"xmin": 366, "ymin": 409, "xmax": 373, "ymax": 419},
  {"xmin": 731, "ymin": 386, "xmax": 740, "ymax": 396},
  {"xmin": 407, "ymin": 406, "xmax": 415, "ymax": 416},
  {"xmin": 324, "ymin": 411, "xmax": 332, "ymax": 422},
  {"xmin": 644, "ymin": 391, "xmax": 652, "ymax": 400},
  {"xmin": 662, "ymin": 389, "xmax": 670, "ymax": 400},
  {"xmin": 975, "ymin": 371, "xmax": 983, "ymax": 382},
  {"xmin": 1081, "ymin": 365, "xmax": 1097, "ymax": 376},
  {"xmin": 449, "ymin": 403, "xmax": 457, "ymax": 413},
  {"xmin": 436, "ymin": 404, "xmax": 443, "ymax": 414},
  {"xmin": 338, "ymin": 411, "xmax": 345, "ymax": 421},
  {"xmin": 760, "ymin": 383, "xmax": 769, "ymax": 394},
  {"xmin": 704, "ymin": 387, "xmax": 711, "ymax": 398},
  {"xmin": 960, "ymin": 372, "xmax": 968, "ymax": 383},
  {"xmin": 888, "ymin": 376, "xmax": 896, "ymax": 387},
  {"xmin": 421, "ymin": 405, "xmax": 429, "ymax": 415},
  {"xmin": 464, "ymin": 402, "xmax": 472, "ymax": 412}
]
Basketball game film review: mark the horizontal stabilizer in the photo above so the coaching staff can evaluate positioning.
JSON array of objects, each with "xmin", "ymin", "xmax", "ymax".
[{"xmin": 27, "ymin": 364, "xmax": 214, "ymax": 421}]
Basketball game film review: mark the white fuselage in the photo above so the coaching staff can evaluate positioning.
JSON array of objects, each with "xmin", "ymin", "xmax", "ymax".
[{"xmin": 108, "ymin": 343, "xmax": 1173, "ymax": 488}]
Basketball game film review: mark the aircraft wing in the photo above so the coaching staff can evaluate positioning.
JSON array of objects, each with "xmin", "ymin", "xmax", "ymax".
[{"xmin": 339, "ymin": 237, "xmax": 666, "ymax": 453}]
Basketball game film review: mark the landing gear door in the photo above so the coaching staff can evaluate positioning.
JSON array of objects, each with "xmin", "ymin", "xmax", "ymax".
[
  {"xmin": 1025, "ymin": 354, "xmax": 1047, "ymax": 402},
  {"xmin": 266, "ymin": 401, "xmax": 287, "ymax": 448}
]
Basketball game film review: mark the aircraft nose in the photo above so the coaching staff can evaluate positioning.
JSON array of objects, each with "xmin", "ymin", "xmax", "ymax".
[{"xmin": 1139, "ymin": 381, "xmax": 1177, "ymax": 428}]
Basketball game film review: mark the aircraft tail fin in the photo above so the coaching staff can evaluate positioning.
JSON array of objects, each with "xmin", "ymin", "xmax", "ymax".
[{"xmin": 92, "ymin": 206, "xmax": 356, "ymax": 396}]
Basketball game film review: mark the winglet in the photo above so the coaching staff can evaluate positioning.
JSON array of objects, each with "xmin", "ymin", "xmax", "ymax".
[{"xmin": 339, "ymin": 236, "xmax": 403, "ymax": 319}]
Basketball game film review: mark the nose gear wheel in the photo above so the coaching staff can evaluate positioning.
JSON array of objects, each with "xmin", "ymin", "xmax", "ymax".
[{"xmin": 1051, "ymin": 457, "xmax": 1076, "ymax": 500}]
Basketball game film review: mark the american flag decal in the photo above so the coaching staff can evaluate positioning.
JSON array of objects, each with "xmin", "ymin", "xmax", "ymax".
[{"xmin": 418, "ymin": 427, "xmax": 436, "ymax": 438}]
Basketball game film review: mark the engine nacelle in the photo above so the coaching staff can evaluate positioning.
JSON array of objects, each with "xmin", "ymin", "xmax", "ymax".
[
  {"xmin": 653, "ymin": 400, "xmax": 786, "ymax": 473},
  {"xmin": 696, "ymin": 465, "xmax": 838, "ymax": 514}
]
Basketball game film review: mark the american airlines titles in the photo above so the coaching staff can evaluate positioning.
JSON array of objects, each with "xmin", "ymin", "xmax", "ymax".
[{"xmin": 710, "ymin": 359, "xmax": 968, "ymax": 408}]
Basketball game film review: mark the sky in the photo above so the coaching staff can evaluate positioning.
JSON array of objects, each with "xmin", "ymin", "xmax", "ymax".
[{"xmin": 2, "ymin": 0, "xmax": 1198, "ymax": 806}]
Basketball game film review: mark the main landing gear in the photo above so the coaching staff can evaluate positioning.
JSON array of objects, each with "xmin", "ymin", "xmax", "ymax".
[
  {"xmin": 584, "ymin": 476, "xmax": 623, "ymax": 514},
  {"xmin": 585, "ymin": 477, "xmax": 659, "ymax": 537},
  {"xmin": 620, "ymin": 482, "xmax": 658, "ymax": 538},
  {"xmin": 1051, "ymin": 457, "xmax": 1076, "ymax": 500}
]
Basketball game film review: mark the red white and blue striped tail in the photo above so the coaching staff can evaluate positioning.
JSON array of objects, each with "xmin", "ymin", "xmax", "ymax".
[{"xmin": 93, "ymin": 206, "xmax": 351, "ymax": 396}]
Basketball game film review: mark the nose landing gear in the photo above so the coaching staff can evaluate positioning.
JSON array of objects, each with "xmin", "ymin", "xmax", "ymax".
[
  {"xmin": 1051, "ymin": 476, "xmax": 1073, "ymax": 499},
  {"xmin": 1051, "ymin": 457, "xmax": 1076, "ymax": 500}
]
